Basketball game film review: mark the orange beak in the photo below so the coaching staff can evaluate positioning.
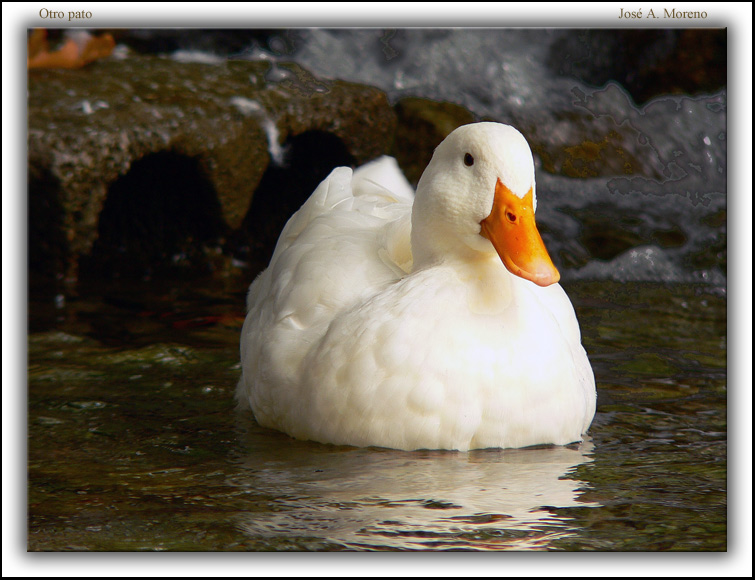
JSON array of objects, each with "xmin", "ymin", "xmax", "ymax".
[{"xmin": 480, "ymin": 179, "xmax": 560, "ymax": 287}]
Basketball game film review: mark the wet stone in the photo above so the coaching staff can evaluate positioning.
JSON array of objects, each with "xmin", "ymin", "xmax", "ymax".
[{"xmin": 28, "ymin": 56, "xmax": 396, "ymax": 282}]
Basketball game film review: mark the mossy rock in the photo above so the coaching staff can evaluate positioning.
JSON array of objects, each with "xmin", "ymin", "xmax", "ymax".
[{"xmin": 28, "ymin": 56, "xmax": 395, "ymax": 282}]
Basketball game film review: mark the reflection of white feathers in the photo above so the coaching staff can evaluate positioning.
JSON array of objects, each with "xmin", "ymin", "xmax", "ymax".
[
  {"xmin": 235, "ymin": 437, "xmax": 598, "ymax": 550},
  {"xmin": 238, "ymin": 123, "xmax": 595, "ymax": 452}
]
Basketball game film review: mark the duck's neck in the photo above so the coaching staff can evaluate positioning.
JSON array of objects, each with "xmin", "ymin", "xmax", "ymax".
[
  {"xmin": 409, "ymin": 202, "xmax": 497, "ymax": 272},
  {"xmin": 409, "ymin": 183, "xmax": 517, "ymax": 313},
  {"xmin": 410, "ymin": 228, "xmax": 479, "ymax": 270},
  {"xmin": 411, "ymin": 238, "xmax": 516, "ymax": 315}
]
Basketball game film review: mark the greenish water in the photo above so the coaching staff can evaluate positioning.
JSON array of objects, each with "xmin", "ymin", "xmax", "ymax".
[{"xmin": 27, "ymin": 280, "xmax": 726, "ymax": 551}]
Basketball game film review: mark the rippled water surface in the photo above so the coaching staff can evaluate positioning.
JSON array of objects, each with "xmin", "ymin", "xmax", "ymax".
[{"xmin": 27, "ymin": 280, "xmax": 726, "ymax": 551}]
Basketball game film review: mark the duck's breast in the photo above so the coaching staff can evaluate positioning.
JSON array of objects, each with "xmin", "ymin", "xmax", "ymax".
[{"xmin": 285, "ymin": 264, "xmax": 593, "ymax": 451}]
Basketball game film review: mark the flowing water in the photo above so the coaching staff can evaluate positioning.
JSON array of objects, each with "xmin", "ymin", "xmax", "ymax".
[{"xmin": 27, "ymin": 278, "xmax": 726, "ymax": 551}]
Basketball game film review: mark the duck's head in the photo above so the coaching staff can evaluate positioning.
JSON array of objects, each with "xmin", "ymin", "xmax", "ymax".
[{"xmin": 412, "ymin": 122, "xmax": 559, "ymax": 287}]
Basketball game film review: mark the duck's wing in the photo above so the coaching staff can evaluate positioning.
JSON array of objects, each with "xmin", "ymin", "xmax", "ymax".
[
  {"xmin": 352, "ymin": 156, "xmax": 415, "ymax": 203},
  {"xmin": 271, "ymin": 166, "xmax": 356, "ymax": 262},
  {"xmin": 246, "ymin": 161, "xmax": 414, "ymax": 317},
  {"xmin": 271, "ymin": 156, "xmax": 413, "ymax": 259}
]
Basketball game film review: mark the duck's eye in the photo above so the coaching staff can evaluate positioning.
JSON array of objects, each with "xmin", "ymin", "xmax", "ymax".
[{"xmin": 464, "ymin": 153, "xmax": 474, "ymax": 167}]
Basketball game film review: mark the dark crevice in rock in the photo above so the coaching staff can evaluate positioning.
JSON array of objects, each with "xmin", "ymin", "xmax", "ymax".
[
  {"xmin": 80, "ymin": 151, "xmax": 228, "ymax": 280},
  {"xmin": 233, "ymin": 130, "xmax": 356, "ymax": 269}
]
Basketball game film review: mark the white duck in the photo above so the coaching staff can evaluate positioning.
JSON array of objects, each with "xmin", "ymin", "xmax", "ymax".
[{"xmin": 237, "ymin": 122, "xmax": 595, "ymax": 452}]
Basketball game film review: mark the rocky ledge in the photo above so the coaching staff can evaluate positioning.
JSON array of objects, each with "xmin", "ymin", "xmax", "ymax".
[{"xmin": 28, "ymin": 56, "xmax": 397, "ymax": 283}]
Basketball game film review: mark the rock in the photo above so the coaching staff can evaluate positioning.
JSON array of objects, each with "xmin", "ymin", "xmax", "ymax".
[
  {"xmin": 392, "ymin": 97, "xmax": 476, "ymax": 186},
  {"xmin": 547, "ymin": 29, "xmax": 726, "ymax": 106},
  {"xmin": 523, "ymin": 117, "xmax": 665, "ymax": 180},
  {"xmin": 28, "ymin": 55, "xmax": 396, "ymax": 282}
]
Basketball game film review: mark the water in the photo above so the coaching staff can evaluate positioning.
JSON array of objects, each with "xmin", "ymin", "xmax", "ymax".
[{"xmin": 27, "ymin": 279, "xmax": 726, "ymax": 551}]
